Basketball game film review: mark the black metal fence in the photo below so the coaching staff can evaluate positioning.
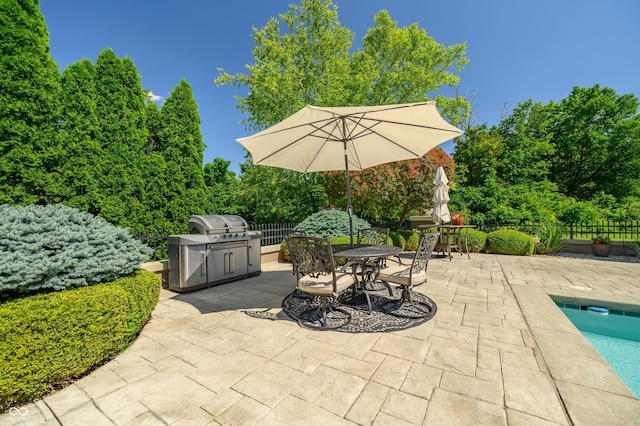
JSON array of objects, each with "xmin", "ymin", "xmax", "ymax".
[
  {"xmin": 475, "ymin": 220, "xmax": 640, "ymax": 241},
  {"xmin": 135, "ymin": 220, "xmax": 640, "ymax": 261},
  {"xmin": 251, "ymin": 222, "xmax": 298, "ymax": 246},
  {"xmin": 564, "ymin": 221, "xmax": 640, "ymax": 240},
  {"xmin": 135, "ymin": 227, "xmax": 186, "ymax": 261}
]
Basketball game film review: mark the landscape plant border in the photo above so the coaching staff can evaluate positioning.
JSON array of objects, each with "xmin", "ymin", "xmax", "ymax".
[{"xmin": 0, "ymin": 270, "xmax": 160, "ymax": 412}]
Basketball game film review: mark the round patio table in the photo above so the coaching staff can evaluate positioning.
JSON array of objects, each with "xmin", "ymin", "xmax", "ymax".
[
  {"xmin": 332, "ymin": 244, "xmax": 401, "ymax": 260},
  {"xmin": 332, "ymin": 244, "xmax": 402, "ymax": 310}
]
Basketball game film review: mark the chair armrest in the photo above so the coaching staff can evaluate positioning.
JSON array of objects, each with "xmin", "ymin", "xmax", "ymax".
[
  {"xmin": 386, "ymin": 256, "xmax": 404, "ymax": 266},
  {"xmin": 338, "ymin": 261, "xmax": 360, "ymax": 273}
]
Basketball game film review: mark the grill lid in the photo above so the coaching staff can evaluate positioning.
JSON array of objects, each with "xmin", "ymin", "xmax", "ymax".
[{"xmin": 188, "ymin": 215, "xmax": 249, "ymax": 234}]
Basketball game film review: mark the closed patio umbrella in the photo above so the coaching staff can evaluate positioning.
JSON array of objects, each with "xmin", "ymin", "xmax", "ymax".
[
  {"xmin": 237, "ymin": 102, "xmax": 463, "ymax": 244},
  {"xmin": 432, "ymin": 166, "xmax": 451, "ymax": 225}
]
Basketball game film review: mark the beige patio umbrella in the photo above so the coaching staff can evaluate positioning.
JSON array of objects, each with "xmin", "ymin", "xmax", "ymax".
[
  {"xmin": 432, "ymin": 166, "xmax": 451, "ymax": 225},
  {"xmin": 237, "ymin": 102, "xmax": 463, "ymax": 244}
]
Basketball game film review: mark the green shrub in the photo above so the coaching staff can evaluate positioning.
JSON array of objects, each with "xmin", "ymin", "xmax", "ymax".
[
  {"xmin": 397, "ymin": 230, "xmax": 419, "ymax": 251},
  {"xmin": 389, "ymin": 232, "xmax": 406, "ymax": 251},
  {"xmin": 486, "ymin": 230, "xmax": 534, "ymax": 256},
  {"xmin": 0, "ymin": 270, "xmax": 160, "ymax": 411},
  {"xmin": 0, "ymin": 204, "xmax": 152, "ymax": 295},
  {"xmin": 464, "ymin": 229, "xmax": 488, "ymax": 253},
  {"xmin": 631, "ymin": 240, "xmax": 640, "ymax": 258},
  {"xmin": 294, "ymin": 209, "xmax": 370, "ymax": 239},
  {"xmin": 535, "ymin": 220, "xmax": 566, "ymax": 254}
]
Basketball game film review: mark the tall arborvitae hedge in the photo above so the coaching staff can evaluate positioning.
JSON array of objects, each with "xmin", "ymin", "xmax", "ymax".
[
  {"xmin": 0, "ymin": 0, "xmax": 61, "ymax": 204},
  {"xmin": 58, "ymin": 59, "xmax": 104, "ymax": 215},
  {"xmin": 1, "ymin": 4, "xmax": 211, "ymax": 232},
  {"xmin": 158, "ymin": 79, "xmax": 206, "ymax": 226},
  {"xmin": 140, "ymin": 102, "xmax": 171, "ymax": 230},
  {"xmin": 94, "ymin": 49, "xmax": 147, "ymax": 228}
]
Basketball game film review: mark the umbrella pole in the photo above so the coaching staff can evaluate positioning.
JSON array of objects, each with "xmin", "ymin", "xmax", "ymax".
[
  {"xmin": 341, "ymin": 118, "xmax": 354, "ymax": 248},
  {"xmin": 344, "ymin": 145, "xmax": 354, "ymax": 248}
]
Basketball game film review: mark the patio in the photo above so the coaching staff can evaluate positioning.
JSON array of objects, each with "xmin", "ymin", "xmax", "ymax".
[{"xmin": 5, "ymin": 253, "xmax": 640, "ymax": 425}]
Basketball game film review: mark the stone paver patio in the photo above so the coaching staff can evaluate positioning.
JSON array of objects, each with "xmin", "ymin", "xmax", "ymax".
[{"xmin": 3, "ymin": 253, "xmax": 640, "ymax": 425}]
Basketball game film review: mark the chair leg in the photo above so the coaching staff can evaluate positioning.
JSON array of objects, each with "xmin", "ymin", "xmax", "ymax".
[
  {"xmin": 381, "ymin": 284, "xmax": 434, "ymax": 319},
  {"xmin": 297, "ymin": 296, "xmax": 352, "ymax": 330}
]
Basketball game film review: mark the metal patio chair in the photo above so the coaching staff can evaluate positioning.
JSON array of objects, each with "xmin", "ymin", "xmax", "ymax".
[
  {"xmin": 357, "ymin": 227, "xmax": 392, "ymax": 289},
  {"xmin": 379, "ymin": 232, "xmax": 439, "ymax": 319},
  {"xmin": 286, "ymin": 236, "xmax": 358, "ymax": 330}
]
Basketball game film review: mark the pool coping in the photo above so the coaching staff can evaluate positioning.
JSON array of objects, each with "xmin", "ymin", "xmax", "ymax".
[{"xmin": 512, "ymin": 285, "xmax": 640, "ymax": 424}]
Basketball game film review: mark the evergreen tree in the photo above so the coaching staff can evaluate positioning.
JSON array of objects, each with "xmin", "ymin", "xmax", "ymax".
[
  {"xmin": 158, "ymin": 79, "xmax": 206, "ymax": 227},
  {"xmin": 0, "ymin": 0, "xmax": 61, "ymax": 204},
  {"xmin": 203, "ymin": 157, "xmax": 240, "ymax": 215},
  {"xmin": 140, "ymin": 101, "xmax": 170, "ymax": 230},
  {"xmin": 93, "ymin": 48, "xmax": 147, "ymax": 227},
  {"xmin": 58, "ymin": 59, "xmax": 103, "ymax": 214}
]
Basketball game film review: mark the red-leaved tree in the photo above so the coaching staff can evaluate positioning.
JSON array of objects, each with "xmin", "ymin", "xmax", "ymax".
[{"xmin": 324, "ymin": 147, "xmax": 454, "ymax": 229}]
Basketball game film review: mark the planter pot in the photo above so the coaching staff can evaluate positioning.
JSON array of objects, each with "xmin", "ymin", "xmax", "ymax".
[
  {"xmin": 591, "ymin": 243, "xmax": 612, "ymax": 257},
  {"xmin": 451, "ymin": 213, "xmax": 465, "ymax": 226}
]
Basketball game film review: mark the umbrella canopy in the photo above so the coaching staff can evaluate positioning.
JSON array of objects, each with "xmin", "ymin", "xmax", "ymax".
[
  {"xmin": 237, "ymin": 102, "xmax": 464, "ymax": 243},
  {"xmin": 432, "ymin": 166, "xmax": 451, "ymax": 225}
]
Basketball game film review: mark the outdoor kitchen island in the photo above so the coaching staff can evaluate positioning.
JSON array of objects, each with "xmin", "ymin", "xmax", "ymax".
[{"xmin": 168, "ymin": 215, "xmax": 261, "ymax": 292}]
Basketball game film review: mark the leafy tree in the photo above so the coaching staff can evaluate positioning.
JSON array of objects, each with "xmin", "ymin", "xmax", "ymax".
[
  {"xmin": 0, "ymin": 0, "xmax": 61, "ymax": 204},
  {"xmin": 496, "ymin": 99, "xmax": 554, "ymax": 186},
  {"xmin": 157, "ymin": 79, "xmax": 207, "ymax": 228},
  {"xmin": 236, "ymin": 157, "xmax": 327, "ymax": 223},
  {"xmin": 453, "ymin": 124, "xmax": 501, "ymax": 187},
  {"xmin": 57, "ymin": 59, "xmax": 103, "ymax": 214},
  {"xmin": 349, "ymin": 10, "xmax": 469, "ymax": 122},
  {"xmin": 324, "ymin": 148, "xmax": 454, "ymax": 228},
  {"xmin": 384, "ymin": 149, "xmax": 454, "ymax": 227},
  {"xmin": 203, "ymin": 157, "xmax": 240, "ymax": 215},
  {"xmin": 216, "ymin": 0, "xmax": 353, "ymax": 130},
  {"xmin": 548, "ymin": 85, "xmax": 640, "ymax": 200},
  {"xmin": 216, "ymin": 0, "xmax": 469, "ymax": 223},
  {"xmin": 450, "ymin": 180, "xmax": 563, "ymax": 225},
  {"xmin": 93, "ymin": 49, "xmax": 147, "ymax": 228}
]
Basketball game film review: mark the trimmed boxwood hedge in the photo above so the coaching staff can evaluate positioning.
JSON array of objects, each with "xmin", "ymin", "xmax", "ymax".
[
  {"xmin": 486, "ymin": 229, "xmax": 534, "ymax": 256},
  {"xmin": 398, "ymin": 231, "xmax": 420, "ymax": 251},
  {"xmin": 0, "ymin": 270, "xmax": 160, "ymax": 411},
  {"xmin": 389, "ymin": 231, "xmax": 406, "ymax": 251},
  {"xmin": 465, "ymin": 229, "xmax": 488, "ymax": 253}
]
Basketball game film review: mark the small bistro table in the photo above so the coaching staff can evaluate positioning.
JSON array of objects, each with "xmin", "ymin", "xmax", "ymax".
[
  {"xmin": 332, "ymin": 244, "xmax": 402, "ymax": 309},
  {"xmin": 418, "ymin": 224, "xmax": 476, "ymax": 261}
]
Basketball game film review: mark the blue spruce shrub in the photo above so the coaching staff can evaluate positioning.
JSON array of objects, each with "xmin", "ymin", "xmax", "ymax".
[
  {"xmin": 0, "ymin": 204, "xmax": 153, "ymax": 293},
  {"xmin": 294, "ymin": 209, "xmax": 370, "ymax": 239}
]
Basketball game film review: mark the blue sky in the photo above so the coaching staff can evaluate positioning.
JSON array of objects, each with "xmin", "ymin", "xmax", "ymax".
[{"xmin": 41, "ymin": 0, "xmax": 639, "ymax": 174}]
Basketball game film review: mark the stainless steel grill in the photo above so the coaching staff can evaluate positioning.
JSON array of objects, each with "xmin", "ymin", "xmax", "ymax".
[{"xmin": 168, "ymin": 215, "xmax": 261, "ymax": 292}]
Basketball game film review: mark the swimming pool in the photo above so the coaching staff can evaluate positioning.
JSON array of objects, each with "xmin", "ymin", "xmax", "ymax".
[{"xmin": 556, "ymin": 302, "xmax": 640, "ymax": 399}]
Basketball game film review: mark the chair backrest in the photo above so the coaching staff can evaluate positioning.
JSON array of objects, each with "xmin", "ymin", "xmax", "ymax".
[
  {"xmin": 357, "ymin": 227, "xmax": 389, "ymax": 246},
  {"xmin": 410, "ymin": 232, "xmax": 440, "ymax": 275},
  {"xmin": 286, "ymin": 235, "xmax": 337, "ymax": 281},
  {"xmin": 286, "ymin": 229, "xmax": 307, "ymax": 237}
]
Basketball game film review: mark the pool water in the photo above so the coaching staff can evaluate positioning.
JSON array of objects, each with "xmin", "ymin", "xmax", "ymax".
[{"xmin": 558, "ymin": 304, "xmax": 640, "ymax": 398}]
